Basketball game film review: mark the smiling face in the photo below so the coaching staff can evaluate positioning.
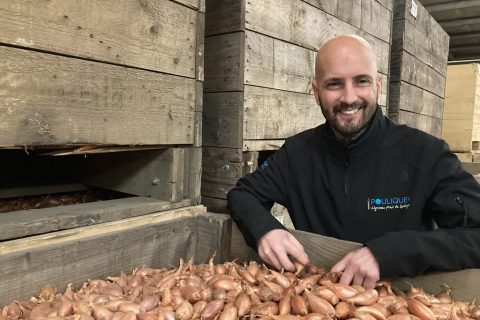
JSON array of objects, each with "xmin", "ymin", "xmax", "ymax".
[{"xmin": 312, "ymin": 35, "xmax": 381, "ymax": 140}]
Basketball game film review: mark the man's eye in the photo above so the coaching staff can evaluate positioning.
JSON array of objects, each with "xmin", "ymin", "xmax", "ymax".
[
  {"xmin": 326, "ymin": 82, "xmax": 341, "ymax": 89},
  {"xmin": 356, "ymin": 78, "xmax": 371, "ymax": 86}
]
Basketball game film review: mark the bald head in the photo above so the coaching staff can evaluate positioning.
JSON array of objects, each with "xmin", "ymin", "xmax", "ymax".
[{"xmin": 315, "ymin": 35, "xmax": 378, "ymax": 81}]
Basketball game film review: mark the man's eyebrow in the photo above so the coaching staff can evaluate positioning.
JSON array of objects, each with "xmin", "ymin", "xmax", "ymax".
[
  {"xmin": 322, "ymin": 77, "xmax": 343, "ymax": 83},
  {"xmin": 354, "ymin": 74, "xmax": 373, "ymax": 79}
]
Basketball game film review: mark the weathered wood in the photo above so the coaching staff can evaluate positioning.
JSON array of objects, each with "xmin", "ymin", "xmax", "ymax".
[
  {"xmin": 0, "ymin": 47, "xmax": 195, "ymax": 147},
  {"xmin": 0, "ymin": 183, "xmax": 85, "ymax": 199},
  {"xmin": 199, "ymin": 0, "xmax": 205, "ymax": 13},
  {"xmin": 0, "ymin": 197, "xmax": 191, "ymax": 241},
  {"xmin": 196, "ymin": 213, "xmax": 232, "ymax": 263},
  {"xmin": 376, "ymin": 0, "xmax": 394, "ymax": 11},
  {"xmin": 390, "ymin": 50, "xmax": 446, "ymax": 98},
  {"xmin": 389, "ymin": 81, "xmax": 444, "ymax": 119},
  {"xmin": 171, "ymin": 0, "xmax": 200, "ymax": 10},
  {"xmin": 242, "ymin": 151, "xmax": 259, "ymax": 176},
  {"xmin": 397, "ymin": 111, "xmax": 442, "ymax": 138},
  {"xmin": 245, "ymin": 31, "xmax": 315, "ymax": 94},
  {"xmin": 337, "ymin": 0, "xmax": 361, "ymax": 29},
  {"xmin": 456, "ymin": 152, "xmax": 474, "ymax": 163},
  {"xmin": 442, "ymin": 64, "xmax": 480, "ymax": 152},
  {"xmin": 243, "ymin": 140, "xmax": 285, "ymax": 152},
  {"xmin": 243, "ymin": 86, "xmax": 325, "ymax": 140},
  {"xmin": 194, "ymin": 82, "xmax": 203, "ymax": 147},
  {"xmin": 196, "ymin": 12, "xmax": 205, "ymax": 81},
  {"xmin": 361, "ymin": 0, "xmax": 391, "ymax": 43},
  {"xmin": 201, "ymin": 147, "xmax": 244, "ymax": 199},
  {"xmin": 300, "ymin": 0, "xmax": 338, "ymax": 17},
  {"xmin": 0, "ymin": 205, "xmax": 208, "ymax": 305},
  {"xmin": 184, "ymin": 147, "xmax": 202, "ymax": 204},
  {"xmin": 245, "ymin": 0, "xmax": 390, "ymax": 74},
  {"xmin": 203, "ymin": 92, "xmax": 244, "ymax": 148},
  {"xmin": 79, "ymin": 149, "xmax": 186, "ymax": 202},
  {"xmin": 392, "ymin": 0, "xmax": 449, "ymax": 76},
  {"xmin": 205, "ymin": 0, "xmax": 244, "ymax": 36},
  {"xmin": 202, "ymin": 196, "xmax": 229, "ymax": 213},
  {"xmin": 204, "ymin": 32, "xmax": 244, "ymax": 92},
  {"xmin": 0, "ymin": 0, "xmax": 197, "ymax": 78}
]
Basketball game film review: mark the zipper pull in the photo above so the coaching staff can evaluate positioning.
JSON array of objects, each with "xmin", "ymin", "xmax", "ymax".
[{"xmin": 455, "ymin": 196, "xmax": 468, "ymax": 227}]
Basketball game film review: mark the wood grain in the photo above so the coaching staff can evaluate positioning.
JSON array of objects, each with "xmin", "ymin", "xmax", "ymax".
[
  {"xmin": 0, "ymin": 47, "xmax": 196, "ymax": 147},
  {"xmin": 0, "ymin": 0, "xmax": 197, "ymax": 78},
  {"xmin": 205, "ymin": 0, "xmax": 244, "ymax": 36}
]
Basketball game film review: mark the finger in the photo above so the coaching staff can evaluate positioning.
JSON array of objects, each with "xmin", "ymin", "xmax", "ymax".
[
  {"xmin": 339, "ymin": 268, "xmax": 354, "ymax": 285},
  {"xmin": 285, "ymin": 236, "xmax": 309, "ymax": 265},
  {"xmin": 331, "ymin": 254, "xmax": 350, "ymax": 273},
  {"xmin": 260, "ymin": 247, "xmax": 282, "ymax": 271},
  {"xmin": 352, "ymin": 272, "xmax": 364, "ymax": 286},
  {"xmin": 363, "ymin": 276, "xmax": 377, "ymax": 289},
  {"xmin": 276, "ymin": 251, "xmax": 296, "ymax": 272}
]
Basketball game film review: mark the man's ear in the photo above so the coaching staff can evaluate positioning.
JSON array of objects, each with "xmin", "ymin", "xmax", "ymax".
[{"xmin": 311, "ymin": 79, "xmax": 321, "ymax": 106}]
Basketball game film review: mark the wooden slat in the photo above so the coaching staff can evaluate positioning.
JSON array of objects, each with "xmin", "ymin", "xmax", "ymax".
[
  {"xmin": 243, "ymin": 86, "xmax": 325, "ymax": 140},
  {"xmin": 390, "ymin": 50, "xmax": 446, "ymax": 98},
  {"xmin": 0, "ymin": 205, "xmax": 207, "ymax": 305},
  {"xmin": 397, "ymin": 110, "xmax": 443, "ymax": 138},
  {"xmin": 201, "ymin": 196, "xmax": 229, "ymax": 213},
  {"xmin": 0, "ymin": 183, "xmax": 86, "ymax": 199},
  {"xmin": 196, "ymin": 213, "xmax": 232, "ymax": 263},
  {"xmin": 337, "ymin": 0, "xmax": 361, "ymax": 29},
  {"xmin": 245, "ymin": 31, "xmax": 315, "ymax": 94},
  {"xmin": 196, "ymin": 12, "xmax": 205, "ymax": 81},
  {"xmin": 184, "ymin": 147, "xmax": 202, "ymax": 204},
  {"xmin": 301, "ymin": 0, "xmax": 338, "ymax": 17},
  {"xmin": 389, "ymin": 82, "xmax": 444, "ymax": 119},
  {"xmin": 201, "ymin": 147, "xmax": 243, "ymax": 199},
  {"xmin": 245, "ymin": 0, "xmax": 390, "ymax": 74},
  {"xmin": 0, "ymin": 197, "xmax": 191, "ymax": 241},
  {"xmin": 361, "ymin": 0, "xmax": 391, "ymax": 43},
  {"xmin": 442, "ymin": 64, "xmax": 478, "ymax": 152},
  {"xmin": 204, "ymin": 32, "xmax": 245, "ymax": 92},
  {"xmin": 194, "ymin": 81, "xmax": 203, "ymax": 147},
  {"xmin": 376, "ymin": 0, "xmax": 394, "ymax": 11},
  {"xmin": 0, "ymin": 0, "xmax": 197, "ymax": 78},
  {"xmin": 79, "ymin": 149, "xmax": 186, "ymax": 202},
  {"xmin": 0, "ymin": 47, "xmax": 195, "ymax": 147},
  {"xmin": 205, "ymin": 0, "xmax": 244, "ymax": 36},
  {"xmin": 243, "ymin": 140, "xmax": 285, "ymax": 151},
  {"xmin": 203, "ymin": 92, "xmax": 244, "ymax": 148},
  {"xmin": 172, "ymin": 0, "xmax": 200, "ymax": 10},
  {"xmin": 392, "ymin": 0, "xmax": 449, "ymax": 76}
]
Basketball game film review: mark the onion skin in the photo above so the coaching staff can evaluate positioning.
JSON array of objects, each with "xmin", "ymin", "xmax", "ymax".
[
  {"xmin": 250, "ymin": 301, "xmax": 279, "ymax": 316},
  {"xmin": 175, "ymin": 301, "xmax": 194, "ymax": 320},
  {"xmin": 234, "ymin": 293, "xmax": 251, "ymax": 317},
  {"xmin": 347, "ymin": 289, "xmax": 379, "ymax": 306},
  {"xmin": 218, "ymin": 305, "xmax": 237, "ymax": 320},
  {"xmin": 200, "ymin": 300, "xmax": 224, "ymax": 320},
  {"xmin": 139, "ymin": 295, "xmax": 159, "ymax": 312},
  {"xmin": 92, "ymin": 306, "xmax": 113, "ymax": 320},
  {"xmin": 327, "ymin": 283, "xmax": 359, "ymax": 300},
  {"xmin": 304, "ymin": 290, "xmax": 335, "ymax": 316},
  {"xmin": 291, "ymin": 295, "xmax": 309, "ymax": 316},
  {"xmin": 407, "ymin": 298, "xmax": 435, "ymax": 320},
  {"xmin": 313, "ymin": 287, "xmax": 340, "ymax": 305},
  {"xmin": 336, "ymin": 301, "xmax": 355, "ymax": 319},
  {"xmin": 279, "ymin": 294, "xmax": 292, "ymax": 316}
]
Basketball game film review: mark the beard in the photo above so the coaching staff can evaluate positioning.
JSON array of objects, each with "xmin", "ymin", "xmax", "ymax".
[{"xmin": 320, "ymin": 99, "xmax": 377, "ymax": 140}]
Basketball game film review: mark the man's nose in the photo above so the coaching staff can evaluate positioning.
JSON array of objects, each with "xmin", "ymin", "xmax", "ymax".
[{"xmin": 340, "ymin": 83, "xmax": 358, "ymax": 105}]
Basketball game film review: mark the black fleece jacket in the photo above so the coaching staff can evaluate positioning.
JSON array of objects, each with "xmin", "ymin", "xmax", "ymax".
[{"xmin": 227, "ymin": 106, "xmax": 480, "ymax": 278}]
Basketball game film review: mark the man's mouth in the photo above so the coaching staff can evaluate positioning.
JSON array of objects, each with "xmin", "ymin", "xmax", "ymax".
[{"xmin": 339, "ymin": 108, "xmax": 361, "ymax": 115}]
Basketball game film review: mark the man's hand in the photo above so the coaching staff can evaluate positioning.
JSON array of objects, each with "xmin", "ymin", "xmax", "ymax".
[
  {"xmin": 258, "ymin": 229, "xmax": 309, "ymax": 272},
  {"xmin": 331, "ymin": 247, "xmax": 380, "ymax": 289}
]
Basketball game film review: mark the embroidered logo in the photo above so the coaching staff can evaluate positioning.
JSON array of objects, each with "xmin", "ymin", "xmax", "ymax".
[
  {"xmin": 367, "ymin": 196, "xmax": 411, "ymax": 212},
  {"xmin": 260, "ymin": 161, "xmax": 269, "ymax": 170}
]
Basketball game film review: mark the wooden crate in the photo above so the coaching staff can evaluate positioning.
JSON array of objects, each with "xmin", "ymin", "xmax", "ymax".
[
  {"xmin": 202, "ymin": 0, "xmax": 393, "ymax": 212},
  {"xmin": 442, "ymin": 64, "xmax": 480, "ymax": 155},
  {"xmin": 0, "ymin": 1, "xmax": 204, "ymax": 212},
  {"xmin": 388, "ymin": 0, "xmax": 449, "ymax": 137},
  {"xmin": 0, "ymin": 207, "xmax": 477, "ymax": 305}
]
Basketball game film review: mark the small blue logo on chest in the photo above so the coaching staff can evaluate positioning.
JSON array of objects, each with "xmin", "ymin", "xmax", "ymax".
[{"xmin": 367, "ymin": 196, "xmax": 411, "ymax": 212}]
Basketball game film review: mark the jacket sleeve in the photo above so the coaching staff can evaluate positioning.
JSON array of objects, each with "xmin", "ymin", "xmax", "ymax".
[
  {"xmin": 366, "ymin": 140, "xmax": 480, "ymax": 278},
  {"xmin": 227, "ymin": 144, "xmax": 290, "ymax": 250}
]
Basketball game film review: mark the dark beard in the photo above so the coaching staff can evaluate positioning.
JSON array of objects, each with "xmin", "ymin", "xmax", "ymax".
[{"xmin": 322, "ymin": 100, "xmax": 375, "ymax": 139}]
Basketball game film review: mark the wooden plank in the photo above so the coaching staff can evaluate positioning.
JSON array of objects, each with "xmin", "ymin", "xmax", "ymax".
[
  {"xmin": 301, "ymin": 0, "xmax": 338, "ymax": 17},
  {"xmin": 243, "ymin": 86, "xmax": 325, "ymax": 140},
  {"xmin": 196, "ymin": 213, "xmax": 232, "ymax": 263},
  {"xmin": 361, "ymin": 0, "xmax": 392, "ymax": 43},
  {"xmin": 0, "ymin": 197, "xmax": 191, "ymax": 241},
  {"xmin": 172, "ymin": 0, "xmax": 200, "ymax": 10},
  {"xmin": 245, "ymin": 31, "xmax": 315, "ymax": 94},
  {"xmin": 376, "ymin": 0, "xmax": 394, "ymax": 11},
  {"xmin": 390, "ymin": 50, "xmax": 446, "ymax": 98},
  {"xmin": 337, "ymin": 0, "xmax": 362, "ymax": 29},
  {"xmin": 390, "ymin": 81, "xmax": 445, "ymax": 119},
  {"xmin": 184, "ymin": 147, "xmax": 202, "ymax": 204},
  {"xmin": 0, "ymin": 205, "xmax": 207, "ymax": 305},
  {"xmin": 203, "ymin": 92, "xmax": 244, "ymax": 148},
  {"xmin": 202, "ymin": 196, "xmax": 229, "ymax": 213},
  {"xmin": 0, "ymin": 183, "xmax": 86, "ymax": 199},
  {"xmin": 455, "ymin": 152, "xmax": 474, "ymax": 163},
  {"xmin": 243, "ymin": 151, "xmax": 259, "ymax": 176},
  {"xmin": 379, "ymin": 75, "xmax": 388, "ymax": 107},
  {"xmin": 442, "ymin": 64, "xmax": 477, "ymax": 152},
  {"xmin": 397, "ymin": 111, "xmax": 442, "ymax": 137},
  {"xmin": 243, "ymin": 140, "xmax": 285, "ymax": 151},
  {"xmin": 79, "ymin": 149, "xmax": 186, "ymax": 202},
  {"xmin": 0, "ymin": 47, "xmax": 195, "ymax": 147},
  {"xmin": 194, "ymin": 81, "xmax": 203, "ymax": 147},
  {"xmin": 205, "ymin": 0, "xmax": 244, "ymax": 36},
  {"xmin": 196, "ymin": 12, "xmax": 205, "ymax": 81},
  {"xmin": 245, "ymin": 0, "xmax": 390, "ymax": 74},
  {"xmin": 201, "ymin": 147, "xmax": 243, "ymax": 199},
  {"xmin": 204, "ymin": 32, "xmax": 245, "ymax": 92},
  {"xmin": 199, "ymin": 0, "xmax": 206, "ymax": 13},
  {"xmin": 0, "ymin": 0, "xmax": 197, "ymax": 78}
]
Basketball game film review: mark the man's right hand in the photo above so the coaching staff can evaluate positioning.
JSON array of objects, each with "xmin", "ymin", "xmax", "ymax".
[{"xmin": 258, "ymin": 229, "xmax": 309, "ymax": 271}]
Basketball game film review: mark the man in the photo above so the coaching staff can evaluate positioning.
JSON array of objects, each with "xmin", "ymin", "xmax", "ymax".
[{"xmin": 227, "ymin": 35, "xmax": 480, "ymax": 289}]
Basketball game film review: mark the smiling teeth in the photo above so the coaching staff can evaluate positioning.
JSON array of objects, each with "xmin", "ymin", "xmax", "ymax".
[{"xmin": 341, "ymin": 108, "xmax": 359, "ymax": 115}]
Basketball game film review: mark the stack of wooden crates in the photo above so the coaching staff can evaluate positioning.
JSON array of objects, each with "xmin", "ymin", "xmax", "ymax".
[
  {"xmin": 442, "ymin": 63, "xmax": 480, "ymax": 163},
  {"xmin": 389, "ymin": 0, "xmax": 449, "ymax": 137},
  {"xmin": 0, "ymin": 1, "xmax": 204, "ymax": 236},
  {"xmin": 202, "ymin": 0, "xmax": 393, "ymax": 212}
]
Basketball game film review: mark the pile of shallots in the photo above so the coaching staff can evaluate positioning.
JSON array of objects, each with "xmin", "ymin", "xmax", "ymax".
[{"xmin": 1, "ymin": 257, "xmax": 478, "ymax": 320}]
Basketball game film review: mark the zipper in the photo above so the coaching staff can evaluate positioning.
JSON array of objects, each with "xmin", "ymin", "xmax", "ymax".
[
  {"xmin": 344, "ymin": 148, "xmax": 350, "ymax": 196},
  {"xmin": 455, "ymin": 195, "xmax": 468, "ymax": 227}
]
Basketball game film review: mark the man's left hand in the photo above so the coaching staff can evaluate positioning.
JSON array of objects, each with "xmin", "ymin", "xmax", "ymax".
[{"xmin": 331, "ymin": 247, "xmax": 380, "ymax": 289}]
